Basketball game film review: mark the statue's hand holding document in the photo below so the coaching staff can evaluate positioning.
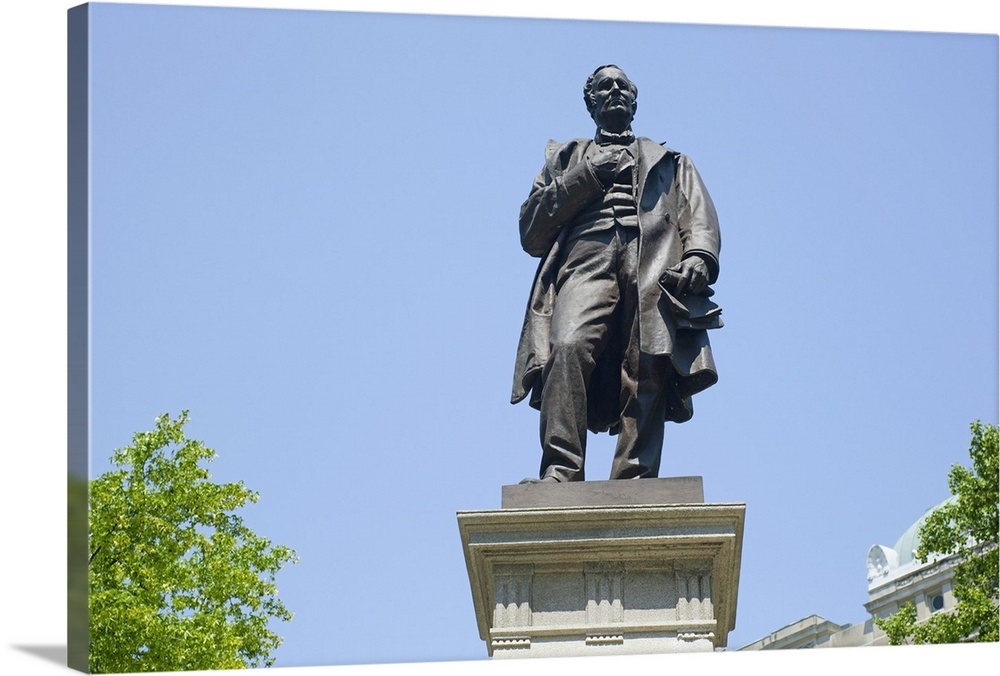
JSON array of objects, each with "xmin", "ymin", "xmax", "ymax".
[{"xmin": 659, "ymin": 265, "xmax": 723, "ymax": 330}]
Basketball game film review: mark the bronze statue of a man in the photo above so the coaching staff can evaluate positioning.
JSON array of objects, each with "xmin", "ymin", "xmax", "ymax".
[{"xmin": 511, "ymin": 65, "xmax": 722, "ymax": 482}]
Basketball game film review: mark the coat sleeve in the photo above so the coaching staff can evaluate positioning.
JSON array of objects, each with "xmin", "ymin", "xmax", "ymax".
[
  {"xmin": 676, "ymin": 155, "xmax": 721, "ymax": 283},
  {"xmin": 518, "ymin": 141, "xmax": 604, "ymax": 257}
]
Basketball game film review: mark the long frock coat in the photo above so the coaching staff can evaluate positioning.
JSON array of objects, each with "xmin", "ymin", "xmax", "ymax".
[{"xmin": 511, "ymin": 136, "xmax": 721, "ymax": 431}]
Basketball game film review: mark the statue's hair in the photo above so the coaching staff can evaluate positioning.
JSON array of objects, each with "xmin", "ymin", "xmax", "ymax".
[{"xmin": 583, "ymin": 64, "xmax": 638, "ymax": 118}]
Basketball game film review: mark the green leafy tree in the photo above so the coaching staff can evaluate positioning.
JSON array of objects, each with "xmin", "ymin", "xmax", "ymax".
[
  {"xmin": 875, "ymin": 421, "xmax": 998, "ymax": 645},
  {"xmin": 88, "ymin": 412, "xmax": 297, "ymax": 672}
]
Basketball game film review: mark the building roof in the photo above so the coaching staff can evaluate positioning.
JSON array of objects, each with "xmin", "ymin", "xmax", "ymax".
[{"xmin": 892, "ymin": 496, "xmax": 957, "ymax": 566}]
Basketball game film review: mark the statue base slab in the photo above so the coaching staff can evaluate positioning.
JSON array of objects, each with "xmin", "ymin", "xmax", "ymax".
[{"xmin": 457, "ymin": 477, "xmax": 745, "ymax": 658}]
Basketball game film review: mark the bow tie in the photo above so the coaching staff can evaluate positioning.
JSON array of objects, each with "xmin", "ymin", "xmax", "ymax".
[{"xmin": 595, "ymin": 128, "xmax": 635, "ymax": 145}]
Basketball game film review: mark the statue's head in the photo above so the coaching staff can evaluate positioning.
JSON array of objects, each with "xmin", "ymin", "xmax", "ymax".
[{"xmin": 584, "ymin": 64, "xmax": 638, "ymax": 133}]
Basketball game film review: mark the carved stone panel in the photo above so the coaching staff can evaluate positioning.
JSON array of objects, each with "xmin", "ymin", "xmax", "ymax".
[
  {"xmin": 493, "ymin": 564, "xmax": 533, "ymax": 628},
  {"xmin": 585, "ymin": 562, "xmax": 624, "ymax": 625},
  {"xmin": 676, "ymin": 561, "xmax": 714, "ymax": 622}
]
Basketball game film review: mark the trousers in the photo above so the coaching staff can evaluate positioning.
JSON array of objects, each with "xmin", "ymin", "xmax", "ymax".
[{"xmin": 538, "ymin": 224, "xmax": 671, "ymax": 481}]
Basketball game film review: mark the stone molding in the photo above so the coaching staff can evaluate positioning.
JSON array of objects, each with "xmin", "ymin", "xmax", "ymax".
[{"xmin": 457, "ymin": 501, "xmax": 745, "ymax": 657}]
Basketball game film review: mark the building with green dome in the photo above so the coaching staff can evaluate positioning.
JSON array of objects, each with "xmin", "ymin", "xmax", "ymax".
[{"xmin": 741, "ymin": 498, "xmax": 959, "ymax": 650}]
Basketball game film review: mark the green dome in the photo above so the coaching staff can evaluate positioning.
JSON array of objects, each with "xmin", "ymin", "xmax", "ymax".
[{"xmin": 893, "ymin": 496, "xmax": 956, "ymax": 566}]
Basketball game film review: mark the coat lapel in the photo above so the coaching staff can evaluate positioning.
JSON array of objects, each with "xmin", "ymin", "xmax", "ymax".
[{"xmin": 636, "ymin": 137, "xmax": 675, "ymax": 192}]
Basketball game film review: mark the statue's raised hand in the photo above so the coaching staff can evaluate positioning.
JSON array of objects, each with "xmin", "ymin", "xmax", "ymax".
[{"xmin": 589, "ymin": 149, "xmax": 626, "ymax": 187}]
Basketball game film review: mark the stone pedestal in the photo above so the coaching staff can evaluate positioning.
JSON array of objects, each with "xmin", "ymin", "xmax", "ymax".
[{"xmin": 457, "ymin": 478, "xmax": 744, "ymax": 658}]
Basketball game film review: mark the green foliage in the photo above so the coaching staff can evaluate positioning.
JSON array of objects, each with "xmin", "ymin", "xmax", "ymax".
[
  {"xmin": 89, "ymin": 412, "xmax": 297, "ymax": 673},
  {"xmin": 874, "ymin": 421, "xmax": 999, "ymax": 645},
  {"xmin": 876, "ymin": 601, "xmax": 918, "ymax": 645}
]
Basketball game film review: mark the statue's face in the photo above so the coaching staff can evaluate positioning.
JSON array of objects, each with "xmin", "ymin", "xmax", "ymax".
[{"xmin": 590, "ymin": 66, "xmax": 636, "ymax": 132}]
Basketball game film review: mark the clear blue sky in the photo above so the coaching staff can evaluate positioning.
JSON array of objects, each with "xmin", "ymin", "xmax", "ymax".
[{"xmin": 82, "ymin": 2, "xmax": 997, "ymax": 667}]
